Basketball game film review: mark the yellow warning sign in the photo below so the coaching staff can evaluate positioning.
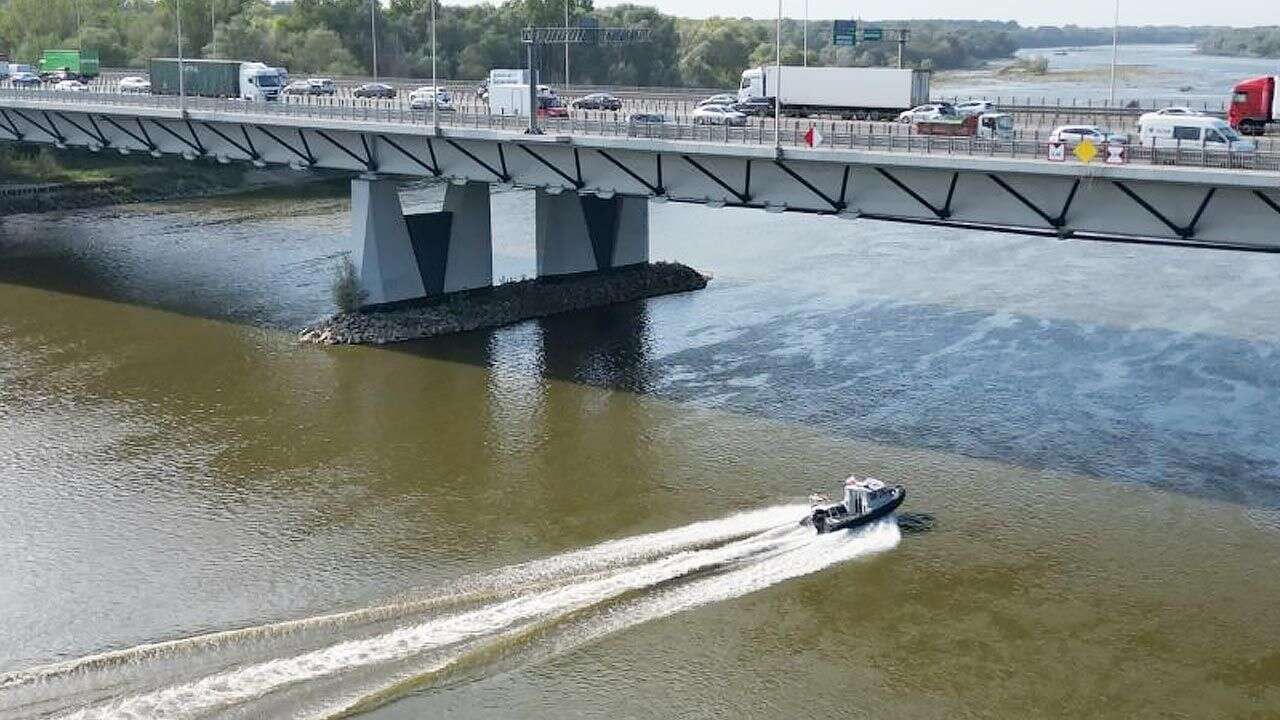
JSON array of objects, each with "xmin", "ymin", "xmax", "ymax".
[{"xmin": 1073, "ymin": 138, "xmax": 1098, "ymax": 164}]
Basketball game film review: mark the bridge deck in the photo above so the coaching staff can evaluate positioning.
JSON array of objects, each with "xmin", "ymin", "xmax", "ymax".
[
  {"xmin": 2, "ymin": 89, "xmax": 1279, "ymax": 252},
  {"xmin": 2, "ymin": 89, "xmax": 1277, "ymax": 175}
]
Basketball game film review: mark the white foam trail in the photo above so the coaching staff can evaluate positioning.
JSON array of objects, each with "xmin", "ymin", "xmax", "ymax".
[
  {"xmin": 312, "ymin": 519, "xmax": 902, "ymax": 720},
  {"xmin": 4, "ymin": 505, "xmax": 899, "ymax": 720},
  {"xmin": 0, "ymin": 504, "xmax": 803, "ymax": 694},
  {"xmin": 588, "ymin": 517, "xmax": 901, "ymax": 636},
  {"xmin": 55, "ymin": 517, "xmax": 812, "ymax": 719}
]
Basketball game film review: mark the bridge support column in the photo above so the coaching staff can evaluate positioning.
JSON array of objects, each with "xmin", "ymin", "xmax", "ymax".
[
  {"xmin": 535, "ymin": 189, "xmax": 649, "ymax": 278},
  {"xmin": 349, "ymin": 177, "xmax": 493, "ymax": 306}
]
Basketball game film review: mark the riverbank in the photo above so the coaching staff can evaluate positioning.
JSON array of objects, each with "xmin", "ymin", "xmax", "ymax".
[
  {"xmin": 0, "ymin": 146, "xmax": 341, "ymax": 214},
  {"xmin": 300, "ymin": 262, "xmax": 709, "ymax": 345}
]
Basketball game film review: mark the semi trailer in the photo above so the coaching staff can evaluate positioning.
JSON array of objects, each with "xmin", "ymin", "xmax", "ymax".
[
  {"xmin": 737, "ymin": 66, "xmax": 930, "ymax": 119},
  {"xmin": 149, "ymin": 58, "xmax": 282, "ymax": 101}
]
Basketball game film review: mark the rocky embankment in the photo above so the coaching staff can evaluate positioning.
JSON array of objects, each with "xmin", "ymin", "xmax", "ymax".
[{"xmin": 300, "ymin": 262, "xmax": 709, "ymax": 345}]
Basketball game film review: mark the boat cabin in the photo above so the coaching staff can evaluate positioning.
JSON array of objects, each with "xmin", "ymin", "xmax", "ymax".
[{"xmin": 843, "ymin": 477, "xmax": 891, "ymax": 515}]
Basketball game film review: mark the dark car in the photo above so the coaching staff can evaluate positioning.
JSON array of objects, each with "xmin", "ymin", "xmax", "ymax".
[
  {"xmin": 10, "ymin": 72, "xmax": 42, "ymax": 87},
  {"xmin": 627, "ymin": 113, "xmax": 670, "ymax": 136},
  {"xmin": 41, "ymin": 69, "xmax": 77, "ymax": 83},
  {"xmin": 353, "ymin": 82, "xmax": 396, "ymax": 99},
  {"xmin": 572, "ymin": 92, "xmax": 623, "ymax": 111},
  {"xmin": 733, "ymin": 97, "xmax": 773, "ymax": 116}
]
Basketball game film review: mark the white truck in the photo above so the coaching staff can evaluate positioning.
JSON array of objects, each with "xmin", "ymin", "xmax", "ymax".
[
  {"xmin": 486, "ymin": 68, "xmax": 562, "ymax": 116},
  {"xmin": 738, "ymin": 66, "xmax": 931, "ymax": 119}
]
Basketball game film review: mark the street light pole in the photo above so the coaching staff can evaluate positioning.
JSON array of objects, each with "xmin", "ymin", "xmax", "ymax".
[
  {"xmin": 803, "ymin": 0, "xmax": 808, "ymax": 67},
  {"xmin": 527, "ymin": 39, "xmax": 539, "ymax": 135},
  {"xmin": 431, "ymin": 0, "xmax": 438, "ymax": 131},
  {"xmin": 211, "ymin": 0, "xmax": 216, "ymax": 57},
  {"xmin": 370, "ymin": 0, "xmax": 378, "ymax": 80},
  {"xmin": 1109, "ymin": 0, "xmax": 1119, "ymax": 106},
  {"xmin": 176, "ymin": 0, "xmax": 186, "ymax": 111},
  {"xmin": 774, "ymin": 0, "xmax": 781, "ymax": 149},
  {"xmin": 564, "ymin": 0, "xmax": 570, "ymax": 86}
]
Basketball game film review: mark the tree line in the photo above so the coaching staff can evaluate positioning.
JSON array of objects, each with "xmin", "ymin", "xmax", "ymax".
[
  {"xmin": 0, "ymin": 0, "xmax": 1217, "ymax": 88},
  {"xmin": 1197, "ymin": 27, "xmax": 1280, "ymax": 58}
]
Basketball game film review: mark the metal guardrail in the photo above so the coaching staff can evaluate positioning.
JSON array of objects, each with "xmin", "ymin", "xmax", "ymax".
[
  {"xmin": 92, "ymin": 67, "xmax": 1229, "ymax": 114},
  {"xmin": 1, "ymin": 88, "xmax": 1277, "ymax": 173}
]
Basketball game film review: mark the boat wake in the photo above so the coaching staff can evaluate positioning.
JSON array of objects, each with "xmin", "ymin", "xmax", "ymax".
[{"xmin": 0, "ymin": 505, "xmax": 900, "ymax": 719}]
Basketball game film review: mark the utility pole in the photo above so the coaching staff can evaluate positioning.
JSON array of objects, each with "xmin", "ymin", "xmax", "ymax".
[
  {"xmin": 76, "ymin": 0, "xmax": 82, "ymax": 50},
  {"xmin": 370, "ymin": 0, "xmax": 378, "ymax": 80},
  {"xmin": 211, "ymin": 0, "xmax": 216, "ymax": 57},
  {"xmin": 177, "ymin": 0, "xmax": 185, "ymax": 111},
  {"xmin": 1109, "ymin": 0, "xmax": 1120, "ymax": 105},
  {"xmin": 431, "ymin": 0, "xmax": 438, "ymax": 131},
  {"xmin": 803, "ymin": 0, "xmax": 808, "ymax": 67},
  {"xmin": 564, "ymin": 0, "xmax": 570, "ymax": 86},
  {"xmin": 774, "ymin": 0, "xmax": 781, "ymax": 149}
]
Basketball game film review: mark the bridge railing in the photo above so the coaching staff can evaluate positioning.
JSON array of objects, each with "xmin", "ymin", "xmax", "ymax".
[{"xmin": 1, "ymin": 88, "xmax": 1277, "ymax": 173}]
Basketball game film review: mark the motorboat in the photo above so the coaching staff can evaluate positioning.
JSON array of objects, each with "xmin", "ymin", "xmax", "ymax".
[{"xmin": 801, "ymin": 477, "xmax": 906, "ymax": 534}]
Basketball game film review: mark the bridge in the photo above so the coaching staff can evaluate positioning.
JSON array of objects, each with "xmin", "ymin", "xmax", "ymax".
[{"xmin": 2, "ymin": 89, "xmax": 1279, "ymax": 308}]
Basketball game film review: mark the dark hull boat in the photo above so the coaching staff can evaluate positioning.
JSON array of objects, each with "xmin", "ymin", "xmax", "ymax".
[{"xmin": 802, "ymin": 478, "xmax": 906, "ymax": 534}]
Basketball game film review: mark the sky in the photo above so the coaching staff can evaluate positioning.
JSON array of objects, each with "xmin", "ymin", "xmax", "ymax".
[{"xmin": 446, "ymin": 0, "xmax": 1280, "ymax": 27}]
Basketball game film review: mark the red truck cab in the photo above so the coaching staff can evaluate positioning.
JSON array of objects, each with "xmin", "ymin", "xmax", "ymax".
[{"xmin": 1228, "ymin": 76, "xmax": 1277, "ymax": 136}]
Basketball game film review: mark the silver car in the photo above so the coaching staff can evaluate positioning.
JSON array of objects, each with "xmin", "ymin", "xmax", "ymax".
[
  {"xmin": 1049, "ymin": 125, "xmax": 1128, "ymax": 147},
  {"xmin": 692, "ymin": 104, "xmax": 747, "ymax": 126}
]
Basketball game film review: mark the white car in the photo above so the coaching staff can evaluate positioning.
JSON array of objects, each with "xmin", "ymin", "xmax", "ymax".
[
  {"xmin": 954, "ymin": 100, "xmax": 997, "ymax": 117},
  {"xmin": 1152, "ymin": 106, "xmax": 1204, "ymax": 116},
  {"xmin": 897, "ymin": 103, "xmax": 956, "ymax": 123},
  {"xmin": 307, "ymin": 78, "xmax": 335, "ymax": 95},
  {"xmin": 1049, "ymin": 125, "xmax": 1128, "ymax": 147},
  {"xmin": 52, "ymin": 79, "xmax": 88, "ymax": 92},
  {"xmin": 692, "ymin": 104, "xmax": 747, "ymax": 126},
  {"xmin": 118, "ymin": 76, "xmax": 151, "ymax": 93},
  {"xmin": 409, "ymin": 86, "xmax": 454, "ymax": 112}
]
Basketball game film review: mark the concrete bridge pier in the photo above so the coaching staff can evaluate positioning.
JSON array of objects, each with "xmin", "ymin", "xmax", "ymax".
[
  {"xmin": 349, "ymin": 176, "xmax": 493, "ymax": 306},
  {"xmin": 535, "ymin": 189, "xmax": 649, "ymax": 278}
]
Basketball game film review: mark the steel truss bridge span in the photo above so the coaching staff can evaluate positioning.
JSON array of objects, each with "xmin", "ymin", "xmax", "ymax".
[{"xmin": 2, "ymin": 96, "xmax": 1279, "ymax": 251}]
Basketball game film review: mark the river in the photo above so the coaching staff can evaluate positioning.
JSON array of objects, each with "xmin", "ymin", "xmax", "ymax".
[{"xmin": 2, "ymin": 46, "xmax": 1280, "ymax": 719}]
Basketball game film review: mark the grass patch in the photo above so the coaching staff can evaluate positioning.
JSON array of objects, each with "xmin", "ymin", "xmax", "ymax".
[{"xmin": 0, "ymin": 145, "xmax": 248, "ymax": 192}]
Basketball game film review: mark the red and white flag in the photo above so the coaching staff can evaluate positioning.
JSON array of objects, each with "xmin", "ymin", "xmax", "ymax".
[{"xmin": 804, "ymin": 125, "xmax": 824, "ymax": 147}]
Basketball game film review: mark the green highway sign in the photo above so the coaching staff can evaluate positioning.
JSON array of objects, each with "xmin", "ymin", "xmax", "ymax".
[
  {"xmin": 862, "ymin": 27, "xmax": 884, "ymax": 41},
  {"xmin": 833, "ymin": 20, "xmax": 857, "ymax": 47}
]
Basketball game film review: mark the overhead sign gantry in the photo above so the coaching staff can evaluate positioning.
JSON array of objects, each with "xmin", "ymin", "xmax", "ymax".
[{"xmin": 520, "ymin": 25, "xmax": 653, "ymax": 135}]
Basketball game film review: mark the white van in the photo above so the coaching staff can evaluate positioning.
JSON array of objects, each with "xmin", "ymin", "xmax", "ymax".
[{"xmin": 1138, "ymin": 114, "xmax": 1256, "ymax": 152}]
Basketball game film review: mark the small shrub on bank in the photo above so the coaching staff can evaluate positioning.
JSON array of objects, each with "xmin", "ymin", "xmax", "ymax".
[
  {"xmin": 998, "ymin": 55, "xmax": 1050, "ymax": 76},
  {"xmin": 331, "ymin": 255, "xmax": 367, "ymax": 313}
]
